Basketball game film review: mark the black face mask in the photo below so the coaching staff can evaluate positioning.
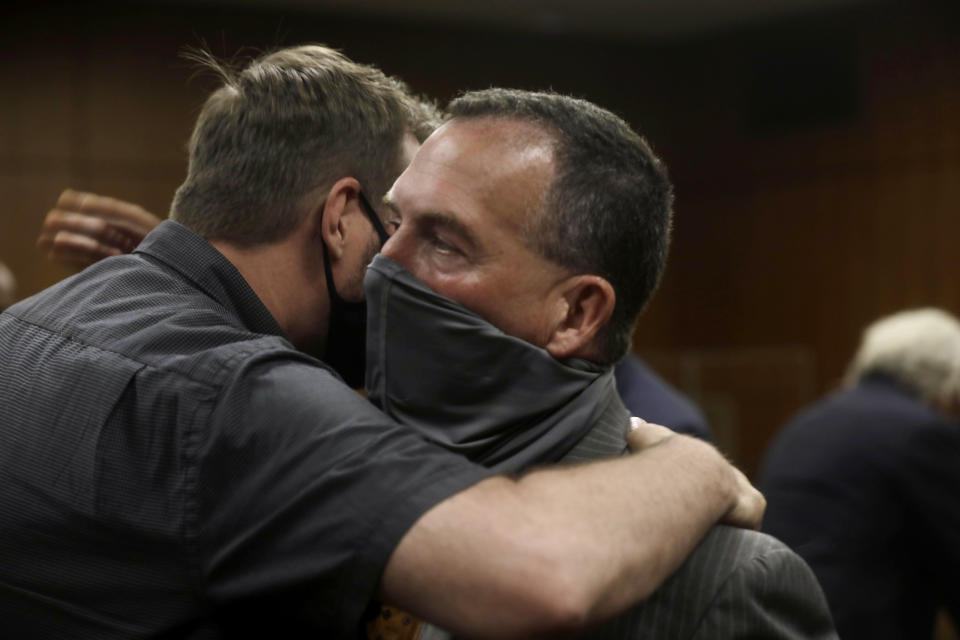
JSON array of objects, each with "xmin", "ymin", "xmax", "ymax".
[
  {"xmin": 364, "ymin": 254, "xmax": 619, "ymax": 472},
  {"xmin": 321, "ymin": 191, "xmax": 390, "ymax": 388}
]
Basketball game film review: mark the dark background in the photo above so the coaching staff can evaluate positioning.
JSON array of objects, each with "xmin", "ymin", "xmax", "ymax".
[
  {"xmin": 2, "ymin": 3, "xmax": 958, "ymax": 636},
  {"xmin": 2, "ymin": 0, "xmax": 958, "ymax": 481}
]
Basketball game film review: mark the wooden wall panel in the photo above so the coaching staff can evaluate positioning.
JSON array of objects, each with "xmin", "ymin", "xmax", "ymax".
[{"xmin": 1, "ymin": 1, "xmax": 958, "ymax": 478}]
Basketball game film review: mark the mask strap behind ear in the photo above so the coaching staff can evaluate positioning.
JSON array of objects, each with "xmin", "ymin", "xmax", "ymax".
[
  {"xmin": 320, "ymin": 201, "xmax": 347, "ymax": 307},
  {"xmin": 322, "ymin": 189, "xmax": 386, "ymax": 306},
  {"xmin": 358, "ymin": 191, "xmax": 390, "ymax": 245}
]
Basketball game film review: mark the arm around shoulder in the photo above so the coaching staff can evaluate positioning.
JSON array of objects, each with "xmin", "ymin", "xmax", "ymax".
[{"xmin": 381, "ymin": 427, "xmax": 761, "ymax": 639}]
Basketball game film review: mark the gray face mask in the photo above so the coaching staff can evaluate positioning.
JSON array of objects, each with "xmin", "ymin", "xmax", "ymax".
[{"xmin": 364, "ymin": 254, "xmax": 621, "ymax": 472}]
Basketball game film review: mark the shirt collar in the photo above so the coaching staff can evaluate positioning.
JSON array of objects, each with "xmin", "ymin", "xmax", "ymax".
[{"xmin": 136, "ymin": 220, "xmax": 284, "ymax": 337}]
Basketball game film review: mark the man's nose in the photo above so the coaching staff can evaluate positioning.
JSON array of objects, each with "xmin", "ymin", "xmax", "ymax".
[
  {"xmin": 380, "ymin": 230, "xmax": 402, "ymax": 260},
  {"xmin": 380, "ymin": 231, "xmax": 422, "ymax": 277}
]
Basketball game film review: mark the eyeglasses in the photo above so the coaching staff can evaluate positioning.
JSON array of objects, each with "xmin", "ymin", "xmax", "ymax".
[{"xmin": 358, "ymin": 191, "xmax": 390, "ymax": 247}]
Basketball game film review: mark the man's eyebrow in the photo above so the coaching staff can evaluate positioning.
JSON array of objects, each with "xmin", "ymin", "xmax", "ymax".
[
  {"xmin": 419, "ymin": 211, "xmax": 481, "ymax": 253},
  {"xmin": 382, "ymin": 193, "xmax": 481, "ymax": 252}
]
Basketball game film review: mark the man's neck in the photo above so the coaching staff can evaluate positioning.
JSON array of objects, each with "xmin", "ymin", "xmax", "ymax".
[{"xmin": 211, "ymin": 234, "xmax": 328, "ymax": 350}]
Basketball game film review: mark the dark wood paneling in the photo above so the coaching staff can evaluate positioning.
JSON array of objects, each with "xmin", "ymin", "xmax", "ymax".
[{"xmin": 1, "ymin": 1, "xmax": 958, "ymax": 486}]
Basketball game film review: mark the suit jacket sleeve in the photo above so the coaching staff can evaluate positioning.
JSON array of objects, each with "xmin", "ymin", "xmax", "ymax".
[
  {"xmin": 690, "ymin": 534, "xmax": 837, "ymax": 640},
  {"xmin": 581, "ymin": 526, "xmax": 838, "ymax": 639},
  {"xmin": 898, "ymin": 417, "xmax": 960, "ymax": 618}
]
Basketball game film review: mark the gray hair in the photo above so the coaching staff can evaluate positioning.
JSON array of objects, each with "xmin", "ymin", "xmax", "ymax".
[
  {"xmin": 844, "ymin": 308, "xmax": 960, "ymax": 411},
  {"xmin": 446, "ymin": 89, "xmax": 673, "ymax": 364},
  {"xmin": 172, "ymin": 45, "xmax": 436, "ymax": 246}
]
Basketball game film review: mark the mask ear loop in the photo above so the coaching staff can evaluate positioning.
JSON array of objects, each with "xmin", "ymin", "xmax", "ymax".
[
  {"xmin": 320, "ymin": 218, "xmax": 346, "ymax": 307},
  {"xmin": 358, "ymin": 191, "xmax": 390, "ymax": 245},
  {"xmin": 322, "ymin": 190, "xmax": 389, "ymax": 306}
]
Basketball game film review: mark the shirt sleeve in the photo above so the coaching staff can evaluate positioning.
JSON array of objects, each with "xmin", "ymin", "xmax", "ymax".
[{"xmin": 194, "ymin": 347, "xmax": 494, "ymax": 637}]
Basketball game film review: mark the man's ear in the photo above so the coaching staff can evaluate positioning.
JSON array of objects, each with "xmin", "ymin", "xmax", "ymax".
[
  {"xmin": 313, "ymin": 177, "xmax": 362, "ymax": 260},
  {"xmin": 544, "ymin": 275, "xmax": 616, "ymax": 360}
]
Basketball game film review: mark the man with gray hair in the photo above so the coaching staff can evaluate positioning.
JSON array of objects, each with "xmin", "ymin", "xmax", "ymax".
[
  {"xmin": 759, "ymin": 308, "xmax": 960, "ymax": 640},
  {"xmin": 1, "ymin": 45, "xmax": 763, "ymax": 638}
]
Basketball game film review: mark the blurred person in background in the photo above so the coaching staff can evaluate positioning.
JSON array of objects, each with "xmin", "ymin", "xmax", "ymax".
[{"xmin": 759, "ymin": 307, "xmax": 960, "ymax": 640}]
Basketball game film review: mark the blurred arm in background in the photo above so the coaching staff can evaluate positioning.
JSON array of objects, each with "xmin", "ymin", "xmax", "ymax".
[{"xmin": 37, "ymin": 189, "xmax": 161, "ymax": 267}]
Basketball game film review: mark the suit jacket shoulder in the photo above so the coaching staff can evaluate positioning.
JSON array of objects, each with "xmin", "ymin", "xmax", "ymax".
[{"xmin": 584, "ymin": 526, "xmax": 837, "ymax": 639}]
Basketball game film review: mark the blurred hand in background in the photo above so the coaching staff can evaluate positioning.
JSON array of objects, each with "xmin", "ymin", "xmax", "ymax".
[{"xmin": 37, "ymin": 189, "xmax": 161, "ymax": 267}]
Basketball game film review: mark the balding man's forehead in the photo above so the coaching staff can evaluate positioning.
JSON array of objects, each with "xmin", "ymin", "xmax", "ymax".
[
  {"xmin": 447, "ymin": 116, "xmax": 555, "ymax": 154},
  {"xmin": 429, "ymin": 118, "xmax": 555, "ymax": 190}
]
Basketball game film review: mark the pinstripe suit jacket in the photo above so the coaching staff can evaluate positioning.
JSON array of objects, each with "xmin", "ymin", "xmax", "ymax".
[
  {"xmin": 585, "ymin": 525, "xmax": 837, "ymax": 639},
  {"xmin": 413, "ymin": 395, "xmax": 839, "ymax": 640},
  {"xmin": 416, "ymin": 523, "xmax": 837, "ymax": 640},
  {"xmin": 561, "ymin": 396, "xmax": 839, "ymax": 639}
]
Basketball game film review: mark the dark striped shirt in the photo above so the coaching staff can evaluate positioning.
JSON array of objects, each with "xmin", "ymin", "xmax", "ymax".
[{"xmin": 0, "ymin": 220, "xmax": 490, "ymax": 639}]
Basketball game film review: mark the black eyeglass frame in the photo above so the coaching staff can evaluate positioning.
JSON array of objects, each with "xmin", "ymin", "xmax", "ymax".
[{"xmin": 357, "ymin": 191, "xmax": 390, "ymax": 246}]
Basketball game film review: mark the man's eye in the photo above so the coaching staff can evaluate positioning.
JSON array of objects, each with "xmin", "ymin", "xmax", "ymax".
[
  {"xmin": 431, "ymin": 235, "xmax": 460, "ymax": 255},
  {"xmin": 385, "ymin": 218, "xmax": 401, "ymax": 235}
]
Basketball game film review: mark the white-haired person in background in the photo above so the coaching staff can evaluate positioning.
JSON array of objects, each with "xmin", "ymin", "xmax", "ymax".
[{"xmin": 759, "ymin": 308, "xmax": 960, "ymax": 640}]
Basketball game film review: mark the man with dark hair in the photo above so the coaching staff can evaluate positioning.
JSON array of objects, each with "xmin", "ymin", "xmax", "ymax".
[
  {"xmin": 367, "ymin": 88, "xmax": 836, "ymax": 639},
  {"xmin": 441, "ymin": 89, "xmax": 672, "ymax": 363},
  {"xmin": 2, "ymin": 47, "xmax": 763, "ymax": 638}
]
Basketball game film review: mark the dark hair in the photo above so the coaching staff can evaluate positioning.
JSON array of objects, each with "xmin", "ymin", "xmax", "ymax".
[
  {"xmin": 447, "ymin": 89, "xmax": 674, "ymax": 363},
  {"xmin": 171, "ymin": 45, "xmax": 435, "ymax": 245}
]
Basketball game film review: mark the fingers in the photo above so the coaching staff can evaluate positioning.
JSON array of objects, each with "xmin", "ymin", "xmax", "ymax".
[
  {"xmin": 39, "ymin": 230, "xmax": 126, "ymax": 267},
  {"xmin": 41, "ymin": 209, "xmax": 111, "ymax": 242},
  {"xmin": 626, "ymin": 418, "xmax": 676, "ymax": 451},
  {"xmin": 39, "ymin": 209, "xmax": 138, "ymax": 255},
  {"xmin": 56, "ymin": 189, "xmax": 161, "ymax": 237},
  {"xmin": 625, "ymin": 417, "xmax": 767, "ymax": 531},
  {"xmin": 720, "ymin": 466, "xmax": 766, "ymax": 531},
  {"xmin": 38, "ymin": 189, "xmax": 162, "ymax": 267}
]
